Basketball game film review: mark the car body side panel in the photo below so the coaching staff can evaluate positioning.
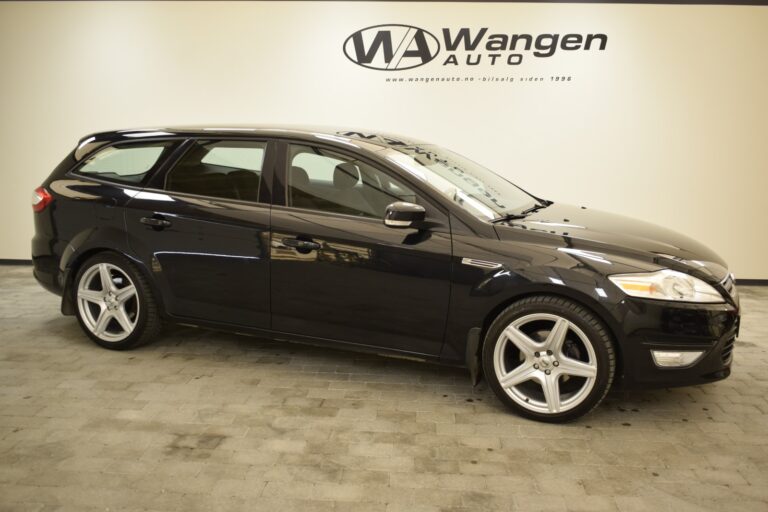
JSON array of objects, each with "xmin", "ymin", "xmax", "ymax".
[
  {"xmin": 34, "ymin": 176, "xmax": 138, "ymax": 300},
  {"xmin": 116, "ymin": 137, "xmax": 277, "ymax": 329},
  {"xmin": 443, "ymin": 227, "xmax": 738, "ymax": 389},
  {"xmin": 33, "ymin": 149, "xmax": 80, "ymax": 287},
  {"xmin": 269, "ymin": 206, "xmax": 452, "ymax": 356},
  {"xmin": 123, "ymin": 190, "xmax": 272, "ymax": 329},
  {"xmin": 442, "ymin": 228, "xmax": 662, "ymax": 364}
]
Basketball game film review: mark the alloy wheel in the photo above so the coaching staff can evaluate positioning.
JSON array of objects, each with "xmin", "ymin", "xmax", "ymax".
[
  {"xmin": 76, "ymin": 263, "xmax": 139, "ymax": 342},
  {"xmin": 493, "ymin": 313, "xmax": 598, "ymax": 414}
]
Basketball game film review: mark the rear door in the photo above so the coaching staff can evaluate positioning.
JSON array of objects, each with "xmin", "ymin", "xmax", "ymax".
[
  {"xmin": 269, "ymin": 141, "xmax": 452, "ymax": 356},
  {"xmin": 125, "ymin": 138, "xmax": 274, "ymax": 329}
]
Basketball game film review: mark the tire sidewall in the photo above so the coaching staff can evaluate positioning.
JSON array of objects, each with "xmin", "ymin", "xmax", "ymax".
[
  {"xmin": 73, "ymin": 253, "xmax": 151, "ymax": 350},
  {"xmin": 482, "ymin": 297, "xmax": 614, "ymax": 423}
]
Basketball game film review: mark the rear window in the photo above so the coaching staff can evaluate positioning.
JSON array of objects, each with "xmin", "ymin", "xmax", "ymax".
[{"xmin": 77, "ymin": 141, "xmax": 175, "ymax": 184}]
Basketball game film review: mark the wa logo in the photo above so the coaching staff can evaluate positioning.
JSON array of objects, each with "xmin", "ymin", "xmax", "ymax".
[{"xmin": 343, "ymin": 24, "xmax": 440, "ymax": 71}]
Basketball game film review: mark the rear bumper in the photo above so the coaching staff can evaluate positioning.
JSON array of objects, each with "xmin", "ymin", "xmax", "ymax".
[
  {"xmin": 32, "ymin": 256, "xmax": 63, "ymax": 296},
  {"xmin": 616, "ymin": 297, "xmax": 739, "ymax": 389},
  {"xmin": 32, "ymin": 264, "xmax": 62, "ymax": 295},
  {"xmin": 32, "ymin": 233, "xmax": 63, "ymax": 296}
]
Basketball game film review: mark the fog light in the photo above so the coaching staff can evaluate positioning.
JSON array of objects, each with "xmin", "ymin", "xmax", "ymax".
[{"xmin": 651, "ymin": 350, "xmax": 704, "ymax": 368}]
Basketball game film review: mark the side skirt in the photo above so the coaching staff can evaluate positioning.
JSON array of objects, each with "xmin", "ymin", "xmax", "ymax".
[{"xmin": 166, "ymin": 315, "xmax": 450, "ymax": 366}]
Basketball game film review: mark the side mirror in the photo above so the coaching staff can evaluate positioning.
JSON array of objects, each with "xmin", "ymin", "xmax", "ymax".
[{"xmin": 384, "ymin": 201, "xmax": 426, "ymax": 229}]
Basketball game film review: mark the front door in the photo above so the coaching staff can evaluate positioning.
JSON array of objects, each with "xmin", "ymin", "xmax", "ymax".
[
  {"xmin": 125, "ymin": 139, "xmax": 274, "ymax": 329},
  {"xmin": 270, "ymin": 142, "xmax": 452, "ymax": 356}
]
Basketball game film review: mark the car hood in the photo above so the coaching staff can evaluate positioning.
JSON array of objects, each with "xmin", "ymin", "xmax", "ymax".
[{"xmin": 494, "ymin": 203, "xmax": 729, "ymax": 282}]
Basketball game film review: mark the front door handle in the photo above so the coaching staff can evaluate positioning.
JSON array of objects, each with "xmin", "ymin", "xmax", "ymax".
[
  {"xmin": 282, "ymin": 237, "xmax": 321, "ymax": 251},
  {"xmin": 140, "ymin": 216, "xmax": 172, "ymax": 229}
]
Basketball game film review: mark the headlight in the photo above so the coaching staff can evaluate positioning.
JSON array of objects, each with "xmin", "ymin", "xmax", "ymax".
[{"xmin": 608, "ymin": 269, "xmax": 724, "ymax": 303}]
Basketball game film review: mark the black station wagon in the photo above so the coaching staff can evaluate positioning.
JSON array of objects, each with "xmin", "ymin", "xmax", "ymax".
[{"xmin": 32, "ymin": 126, "xmax": 740, "ymax": 422}]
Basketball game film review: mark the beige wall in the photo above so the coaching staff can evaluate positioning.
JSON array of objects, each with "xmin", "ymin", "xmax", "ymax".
[{"xmin": 1, "ymin": 1, "xmax": 766, "ymax": 277}]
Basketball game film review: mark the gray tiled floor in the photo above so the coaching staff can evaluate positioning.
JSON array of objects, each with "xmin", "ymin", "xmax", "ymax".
[{"xmin": 0, "ymin": 264, "xmax": 766, "ymax": 512}]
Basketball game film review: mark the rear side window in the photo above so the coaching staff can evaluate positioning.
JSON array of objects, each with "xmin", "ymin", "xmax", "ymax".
[
  {"xmin": 77, "ymin": 142, "xmax": 175, "ymax": 184},
  {"xmin": 165, "ymin": 140, "xmax": 266, "ymax": 202}
]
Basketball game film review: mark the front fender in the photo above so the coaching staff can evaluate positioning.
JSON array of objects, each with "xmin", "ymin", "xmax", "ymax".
[{"xmin": 442, "ymin": 234, "xmax": 652, "ymax": 365}]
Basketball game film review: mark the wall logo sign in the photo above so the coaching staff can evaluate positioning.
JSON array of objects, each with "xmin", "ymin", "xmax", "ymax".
[
  {"xmin": 344, "ymin": 24, "xmax": 607, "ymax": 71},
  {"xmin": 343, "ymin": 24, "xmax": 441, "ymax": 71}
]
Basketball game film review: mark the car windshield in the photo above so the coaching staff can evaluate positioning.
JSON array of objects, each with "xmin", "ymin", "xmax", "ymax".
[{"xmin": 380, "ymin": 144, "xmax": 538, "ymax": 220}]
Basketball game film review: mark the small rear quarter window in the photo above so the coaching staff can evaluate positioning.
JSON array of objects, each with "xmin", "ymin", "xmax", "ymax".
[{"xmin": 77, "ymin": 142, "xmax": 174, "ymax": 184}]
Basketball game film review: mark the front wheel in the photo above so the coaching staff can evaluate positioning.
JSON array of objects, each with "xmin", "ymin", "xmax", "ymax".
[
  {"xmin": 74, "ymin": 252, "xmax": 161, "ymax": 350},
  {"xmin": 482, "ymin": 295, "xmax": 615, "ymax": 423}
]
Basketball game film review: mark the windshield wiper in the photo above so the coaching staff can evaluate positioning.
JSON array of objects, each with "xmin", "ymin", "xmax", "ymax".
[
  {"xmin": 519, "ymin": 200, "xmax": 552, "ymax": 216},
  {"xmin": 490, "ymin": 213, "xmax": 527, "ymax": 223},
  {"xmin": 491, "ymin": 200, "xmax": 552, "ymax": 223}
]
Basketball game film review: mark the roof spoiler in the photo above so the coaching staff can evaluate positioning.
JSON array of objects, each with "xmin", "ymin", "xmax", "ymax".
[{"xmin": 73, "ymin": 133, "xmax": 110, "ymax": 161}]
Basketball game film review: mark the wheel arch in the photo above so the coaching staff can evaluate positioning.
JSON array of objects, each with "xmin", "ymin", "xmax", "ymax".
[
  {"xmin": 60, "ymin": 246, "xmax": 163, "ymax": 316},
  {"xmin": 474, "ymin": 285, "xmax": 625, "ymax": 384}
]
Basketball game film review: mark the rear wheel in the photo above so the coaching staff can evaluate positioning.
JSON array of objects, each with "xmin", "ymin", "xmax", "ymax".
[
  {"xmin": 74, "ymin": 253, "xmax": 160, "ymax": 350},
  {"xmin": 482, "ymin": 295, "xmax": 615, "ymax": 422}
]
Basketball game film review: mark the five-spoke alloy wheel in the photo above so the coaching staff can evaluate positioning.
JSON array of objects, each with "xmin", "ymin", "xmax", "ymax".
[
  {"xmin": 77, "ymin": 263, "xmax": 138, "ymax": 342},
  {"xmin": 74, "ymin": 253, "xmax": 160, "ymax": 349},
  {"xmin": 483, "ymin": 296, "xmax": 615, "ymax": 422}
]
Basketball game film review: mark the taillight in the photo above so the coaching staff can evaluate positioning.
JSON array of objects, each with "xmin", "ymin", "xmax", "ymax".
[{"xmin": 32, "ymin": 186, "xmax": 53, "ymax": 213}]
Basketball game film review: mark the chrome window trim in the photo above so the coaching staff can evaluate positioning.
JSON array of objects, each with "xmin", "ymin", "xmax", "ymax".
[
  {"xmin": 69, "ymin": 175, "xmax": 270, "ymax": 208},
  {"xmin": 270, "ymin": 203, "xmax": 386, "ymax": 224}
]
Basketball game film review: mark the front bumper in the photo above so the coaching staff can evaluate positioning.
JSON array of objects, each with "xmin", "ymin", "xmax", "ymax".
[{"xmin": 615, "ymin": 296, "xmax": 739, "ymax": 389}]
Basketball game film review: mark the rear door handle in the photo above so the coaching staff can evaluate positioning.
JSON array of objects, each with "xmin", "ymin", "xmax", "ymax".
[
  {"xmin": 140, "ymin": 216, "xmax": 172, "ymax": 228},
  {"xmin": 282, "ymin": 238, "xmax": 321, "ymax": 251}
]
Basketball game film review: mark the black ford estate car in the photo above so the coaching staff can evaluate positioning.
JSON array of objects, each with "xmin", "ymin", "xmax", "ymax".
[{"xmin": 32, "ymin": 126, "xmax": 740, "ymax": 422}]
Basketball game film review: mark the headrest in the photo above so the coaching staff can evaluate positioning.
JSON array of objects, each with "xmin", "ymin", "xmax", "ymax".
[
  {"xmin": 333, "ymin": 162, "xmax": 360, "ymax": 190},
  {"xmin": 290, "ymin": 166, "xmax": 310, "ymax": 189},
  {"xmin": 228, "ymin": 170, "xmax": 258, "ymax": 180}
]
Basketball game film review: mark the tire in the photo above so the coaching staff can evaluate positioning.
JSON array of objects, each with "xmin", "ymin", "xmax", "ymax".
[
  {"xmin": 73, "ymin": 252, "xmax": 161, "ymax": 350},
  {"xmin": 482, "ymin": 295, "xmax": 615, "ymax": 423}
]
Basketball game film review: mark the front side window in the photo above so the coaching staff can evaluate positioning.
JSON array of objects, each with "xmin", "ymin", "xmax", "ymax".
[
  {"xmin": 165, "ymin": 140, "xmax": 266, "ymax": 201},
  {"xmin": 381, "ymin": 145, "xmax": 537, "ymax": 220},
  {"xmin": 288, "ymin": 144, "xmax": 417, "ymax": 218},
  {"xmin": 77, "ymin": 142, "xmax": 174, "ymax": 184}
]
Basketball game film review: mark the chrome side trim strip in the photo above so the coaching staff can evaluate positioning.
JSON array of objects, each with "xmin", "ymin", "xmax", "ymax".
[{"xmin": 461, "ymin": 258, "xmax": 502, "ymax": 270}]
